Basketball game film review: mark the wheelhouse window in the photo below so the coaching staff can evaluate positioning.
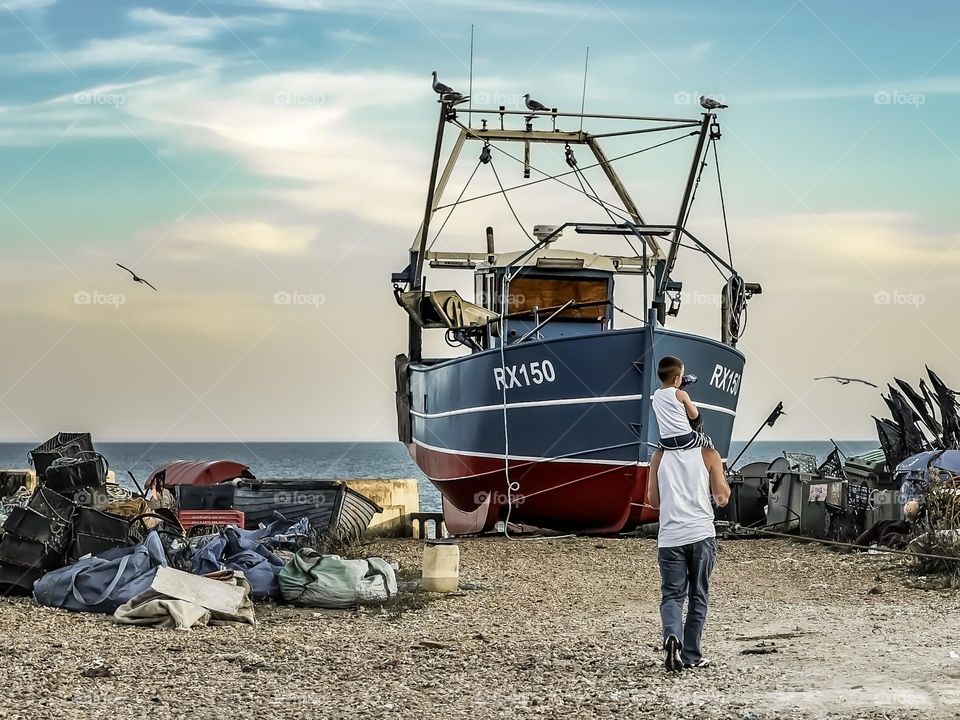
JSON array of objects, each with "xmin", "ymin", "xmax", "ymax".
[{"xmin": 506, "ymin": 276, "xmax": 610, "ymax": 320}]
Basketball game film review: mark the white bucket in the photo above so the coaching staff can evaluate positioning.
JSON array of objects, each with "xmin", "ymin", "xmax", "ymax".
[{"xmin": 421, "ymin": 542, "xmax": 460, "ymax": 593}]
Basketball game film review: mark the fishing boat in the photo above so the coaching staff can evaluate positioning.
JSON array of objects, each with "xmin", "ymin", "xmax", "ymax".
[{"xmin": 392, "ymin": 85, "xmax": 761, "ymax": 535}]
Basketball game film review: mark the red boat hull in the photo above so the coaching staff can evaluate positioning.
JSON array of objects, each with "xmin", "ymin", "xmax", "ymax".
[{"xmin": 413, "ymin": 443, "xmax": 657, "ymax": 534}]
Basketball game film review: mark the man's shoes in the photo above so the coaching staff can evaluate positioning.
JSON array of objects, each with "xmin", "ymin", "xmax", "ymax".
[
  {"xmin": 682, "ymin": 658, "xmax": 712, "ymax": 669},
  {"xmin": 663, "ymin": 636, "xmax": 683, "ymax": 672}
]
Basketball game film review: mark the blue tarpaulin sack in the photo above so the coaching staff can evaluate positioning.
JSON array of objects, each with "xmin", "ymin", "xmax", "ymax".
[
  {"xmin": 191, "ymin": 519, "xmax": 297, "ymax": 600},
  {"xmin": 34, "ymin": 531, "xmax": 167, "ymax": 614}
]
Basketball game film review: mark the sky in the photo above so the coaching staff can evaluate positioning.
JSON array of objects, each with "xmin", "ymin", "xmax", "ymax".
[{"xmin": 0, "ymin": 0, "xmax": 959, "ymax": 444}]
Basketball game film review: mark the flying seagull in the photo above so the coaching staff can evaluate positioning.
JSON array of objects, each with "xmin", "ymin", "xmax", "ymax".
[
  {"xmin": 814, "ymin": 376, "xmax": 878, "ymax": 388},
  {"xmin": 524, "ymin": 94, "xmax": 548, "ymax": 112},
  {"xmin": 116, "ymin": 263, "xmax": 158, "ymax": 292},
  {"xmin": 700, "ymin": 95, "xmax": 728, "ymax": 110}
]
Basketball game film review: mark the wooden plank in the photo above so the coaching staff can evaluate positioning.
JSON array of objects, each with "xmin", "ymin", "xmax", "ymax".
[{"xmin": 151, "ymin": 566, "xmax": 246, "ymax": 616}]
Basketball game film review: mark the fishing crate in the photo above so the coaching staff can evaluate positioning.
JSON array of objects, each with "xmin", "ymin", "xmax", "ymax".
[
  {"xmin": 177, "ymin": 510, "xmax": 245, "ymax": 532},
  {"xmin": 2, "ymin": 507, "xmax": 66, "ymax": 546},
  {"xmin": 44, "ymin": 453, "xmax": 108, "ymax": 493},
  {"xmin": 28, "ymin": 433, "xmax": 95, "ymax": 479},
  {"xmin": 176, "ymin": 485, "xmax": 236, "ymax": 511},
  {"xmin": 0, "ymin": 560, "xmax": 46, "ymax": 597}
]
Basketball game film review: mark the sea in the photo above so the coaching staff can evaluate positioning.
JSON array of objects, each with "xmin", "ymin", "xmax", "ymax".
[{"xmin": 0, "ymin": 440, "xmax": 880, "ymax": 514}]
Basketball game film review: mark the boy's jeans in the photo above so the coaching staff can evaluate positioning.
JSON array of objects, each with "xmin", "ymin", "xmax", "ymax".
[{"xmin": 657, "ymin": 537, "xmax": 717, "ymax": 665}]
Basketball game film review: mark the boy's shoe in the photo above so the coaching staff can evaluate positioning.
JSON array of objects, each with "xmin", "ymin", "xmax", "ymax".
[
  {"xmin": 663, "ymin": 636, "xmax": 683, "ymax": 672},
  {"xmin": 682, "ymin": 658, "xmax": 712, "ymax": 669}
]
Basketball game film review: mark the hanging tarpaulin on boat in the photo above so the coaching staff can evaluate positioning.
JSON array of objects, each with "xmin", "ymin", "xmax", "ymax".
[
  {"xmin": 396, "ymin": 289, "xmax": 499, "ymax": 329},
  {"xmin": 395, "ymin": 354, "xmax": 412, "ymax": 445},
  {"xmin": 146, "ymin": 460, "xmax": 256, "ymax": 492}
]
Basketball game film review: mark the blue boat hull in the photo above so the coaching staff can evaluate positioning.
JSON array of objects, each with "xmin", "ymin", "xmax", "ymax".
[{"xmin": 406, "ymin": 325, "xmax": 745, "ymax": 534}]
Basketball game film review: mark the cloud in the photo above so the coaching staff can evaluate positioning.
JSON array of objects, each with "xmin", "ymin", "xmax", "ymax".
[
  {"xmin": 739, "ymin": 75, "xmax": 960, "ymax": 104},
  {"xmin": 238, "ymin": 0, "xmax": 602, "ymax": 16},
  {"xmin": 327, "ymin": 28, "xmax": 376, "ymax": 44},
  {"xmin": 162, "ymin": 218, "xmax": 318, "ymax": 257},
  {"xmin": 2, "ymin": 0, "xmax": 57, "ymax": 10},
  {"xmin": 117, "ymin": 69, "xmax": 433, "ymax": 229},
  {"xmin": 0, "ymin": 66, "xmax": 437, "ymax": 236},
  {"xmin": 10, "ymin": 7, "xmax": 286, "ymax": 72},
  {"xmin": 128, "ymin": 7, "xmax": 286, "ymax": 38}
]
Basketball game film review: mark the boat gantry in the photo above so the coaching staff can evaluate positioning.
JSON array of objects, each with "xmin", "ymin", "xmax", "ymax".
[{"xmin": 391, "ymin": 78, "xmax": 762, "ymax": 536}]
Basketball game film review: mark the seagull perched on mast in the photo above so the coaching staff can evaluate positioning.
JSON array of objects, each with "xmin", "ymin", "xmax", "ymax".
[
  {"xmin": 430, "ymin": 71, "xmax": 465, "ymax": 103},
  {"xmin": 431, "ymin": 71, "xmax": 453, "ymax": 95},
  {"xmin": 700, "ymin": 95, "xmax": 728, "ymax": 110},
  {"xmin": 115, "ymin": 263, "xmax": 158, "ymax": 292},
  {"xmin": 523, "ymin": 93, "xmax": 548, "ymax": 112},
  {"xmin": 814, "ymin": 376, "xmax": 878, "ymax": 388}
]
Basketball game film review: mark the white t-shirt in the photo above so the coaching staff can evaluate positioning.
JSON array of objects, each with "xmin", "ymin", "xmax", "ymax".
[
  {"xmin": 656, "ymin": 447, "xmax": 716, "ymax": 548},
  {"xmin": 652, "ymin": 387, "xmax": 691, "ymax": 439}
]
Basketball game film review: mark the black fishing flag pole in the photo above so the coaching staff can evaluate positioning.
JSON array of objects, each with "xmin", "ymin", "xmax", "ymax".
[{"xmin": 728, "ymin": 402, "xmax": 785, "ymax": 471}]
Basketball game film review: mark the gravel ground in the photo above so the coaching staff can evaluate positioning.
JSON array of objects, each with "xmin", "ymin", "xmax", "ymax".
[{"xmin": 1, "ymin": 537, "xmax": 959, "ymax": 720}]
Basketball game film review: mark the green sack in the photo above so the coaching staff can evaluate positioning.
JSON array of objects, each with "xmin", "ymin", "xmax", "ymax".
[{"xmin": 278, "ymin": 549, "xmax": 397, "ymax": 608}]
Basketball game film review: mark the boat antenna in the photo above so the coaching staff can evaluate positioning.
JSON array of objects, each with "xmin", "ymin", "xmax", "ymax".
[
  {"xmin": 468, "ymin": 24, "xmax": 475, "ymax": 125},
  {"xmin": 579, "ymin": 46, "xmax": 589, "ymax": 133}
]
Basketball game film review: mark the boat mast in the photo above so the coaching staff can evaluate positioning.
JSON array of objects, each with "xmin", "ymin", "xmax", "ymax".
[
  {"xmin": 654, "ymin": 112, "xmax": 713, "ymax": 321},
  {"xmin": 409, "ymin": 99, "xmax": 452, "ymax": 361},
  {"xmin": 413, "ymin": 100, "xmax": 452, "ymax": 290}
]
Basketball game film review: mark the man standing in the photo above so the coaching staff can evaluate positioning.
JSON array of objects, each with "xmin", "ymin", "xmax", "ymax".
[{"xmin": 646, "ymin": 446, "xmax": 730, "ymax": 671}]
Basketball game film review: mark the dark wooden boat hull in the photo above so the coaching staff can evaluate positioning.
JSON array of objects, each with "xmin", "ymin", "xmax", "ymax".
[{"xmin": 232, "ymin": 480, "xmax": 382, "ymax": 542}]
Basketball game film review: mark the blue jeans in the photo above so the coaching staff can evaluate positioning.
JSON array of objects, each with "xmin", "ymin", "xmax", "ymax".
[{"xmin": 658, "ymin": 537, "xmax": 717, "ymax": 665}]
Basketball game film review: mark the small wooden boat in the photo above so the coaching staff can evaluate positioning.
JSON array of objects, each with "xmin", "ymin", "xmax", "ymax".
[
  {"xmin": 231, "ymin": 479, "xmax": 383, "ymax": 542},
  {"xmin": 148, "ymin": 461, "xmax": 383, "ymax": 542}
]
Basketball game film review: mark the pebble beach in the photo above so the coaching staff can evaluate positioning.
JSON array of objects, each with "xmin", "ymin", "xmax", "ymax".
[{"xmin": 1, "ymin": 537, "xmax": 958, "ymax": 720}]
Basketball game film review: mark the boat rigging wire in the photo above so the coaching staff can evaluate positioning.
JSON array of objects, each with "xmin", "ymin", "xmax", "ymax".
[
  {"xmin": 426, "ymin": 159, "xmax": 483, "ymax": 252},
  {"xmin": 441, "ymin": 122, "xmax": 736, "ymax": 279},
  {"xmin": 499, "ymin": 270, "xmax": 520, "ymax": 538},
  {"xmin": 612, "ymin": 304, "xmax": 647, "ymax": 325},
  {"xmin": 566, "ymin": 144, "xmax": 644, "ymax": 259},
  {"xmin": 712, "ymin": 138, "xmax": 734, "ymax": 267},
  {"xmin": 440, "ymin": 121, "xmax": 694, "ymax": 214},
  {"xmin": 487, "ymin": 159, "xmax": 535, "ymax": 244}
]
